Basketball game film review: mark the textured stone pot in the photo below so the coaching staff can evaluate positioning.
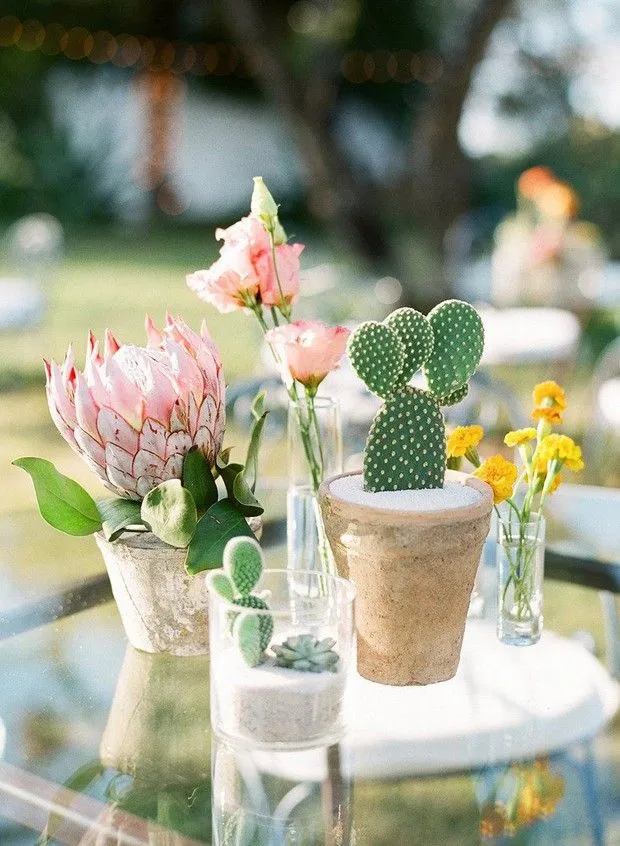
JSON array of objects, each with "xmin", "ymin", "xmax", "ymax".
[
  {"xmin": 95, "ymin": 517, "xmax": 261, "ymax": 656},
  {"xmin": 318, "ymin": 470, "xmax": 493, "ymax": 686}
]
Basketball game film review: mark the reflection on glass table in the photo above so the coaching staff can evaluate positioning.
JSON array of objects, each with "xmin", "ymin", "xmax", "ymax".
[{"xmin": 0, "ymin": 483, "xmax": 618, "ymax": 845}]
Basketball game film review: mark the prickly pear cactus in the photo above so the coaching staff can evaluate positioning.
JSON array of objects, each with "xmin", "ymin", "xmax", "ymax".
[
  {"xmin": 208, "ymin": 536, "xmax": 274, "ymax": 664},
  {"xmin": 347, "ymin": 301, "xmax": 484, "ymax": 492},
  {"xmin": 224, "ymin": 536, "xmax": 262, "ymax": 595}
]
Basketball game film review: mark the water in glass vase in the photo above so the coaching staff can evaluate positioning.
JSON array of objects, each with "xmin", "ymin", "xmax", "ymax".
[
  {"xmin": 287, "ymin": 396, "xmax": 342, "ymax": 574},
  {"xmin": 497, "ymin": 514, "xmax": 545, "ymax": 646}
]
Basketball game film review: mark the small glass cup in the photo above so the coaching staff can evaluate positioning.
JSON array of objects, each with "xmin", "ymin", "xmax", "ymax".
[
  {"xmin": 496, "ymin": 513, "xmax": 546, "ymax": 646},
  {"xmin": 209, "ymin": 569, "xmax": 356, "ymax": 749}
]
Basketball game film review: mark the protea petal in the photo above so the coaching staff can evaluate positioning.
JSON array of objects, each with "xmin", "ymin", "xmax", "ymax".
[
  {"xmin": 74, "ymin": 428, "xmax": 106, "ymax": 469},
  {"xmin": 104, "ymin": 443, "xmax": 134, "ymax": 475},
  {"xmin": 138, "ymin": 418, "xmax": 167, "ymax": 456},
  {"xmin": 133, "ymin": 449, "xmax": 166, "ymax": 480},
  {"xmin": 74, "ymin": 372, "xmax": 101, "ymax": 444},
  {"xmin": 104, "ymin": 329, "xmax": 121, "ymax": 359},
  {"xmin": 97, "ymin": 408, "xmax": 139, "ymax": 455},
  {"xmin": 48, "ymin": 361, "xmax": 78, "ymax": 429}
]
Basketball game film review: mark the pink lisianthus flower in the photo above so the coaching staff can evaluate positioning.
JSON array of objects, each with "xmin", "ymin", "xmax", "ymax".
[
  {"xmin": 187, "ymin": 215, "xmax": 303, "ymax": 313},
  {"xmin": 45, "ymin": 315, "xmax": 226, "ymax": 500},
  {"xmin": 265, "ymin": 320, "xmax": 350, "ymax": 393}
]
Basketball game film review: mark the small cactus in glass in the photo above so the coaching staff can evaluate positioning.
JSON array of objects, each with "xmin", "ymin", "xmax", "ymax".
[
  {"xmin": 207, "ymin": 536, "xmax": 273, "ymax": 666},
  {"xmin": 272, "ymin": 634, "xmax": 340, "ymax": 673},
  {"xmin": 348, "ymin": 300, "xmax": 484, "ymax": 492}
]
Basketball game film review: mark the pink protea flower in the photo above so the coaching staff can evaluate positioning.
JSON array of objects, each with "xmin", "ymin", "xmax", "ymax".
[
  {"xmin": 186, "ymin": 215, "xmax": 303, "ymax": 313},
  {"xmin": 45, "ymin": 315, "xmax": 226, "ymax": 500},
  {"xmin": 265, "ymin": 320, "xmax": 350, "ymax": 392}
]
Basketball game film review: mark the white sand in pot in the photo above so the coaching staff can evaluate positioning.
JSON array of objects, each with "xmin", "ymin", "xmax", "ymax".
[
  {"xmin": 216, "ymin": 647, "xmax": 346, "ymax": 747},
  {"xmin": 329, "ymin": 473, "xmax": 481, "ymax": 512}
]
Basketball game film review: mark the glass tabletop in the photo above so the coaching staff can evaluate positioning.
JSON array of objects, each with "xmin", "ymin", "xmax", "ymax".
[{"xmin": 0, "ymin": 483, "xmax": 618, "ymax": 845}]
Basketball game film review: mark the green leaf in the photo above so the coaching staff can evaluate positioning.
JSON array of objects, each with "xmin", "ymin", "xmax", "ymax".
[
  {"xmin": 207, "ymin": 571, "xmax": 235, "ymax": 602},
  {"xmin": 97, "ymin": 498, "xmax": 144, "ymax": 541},
  {"xmin": 232, "ymin": 472, "xmax": 264, "ymax": 517},
  {"xmin": 185, "ymin": 499, "xmax": 255, "ymax": 575},
  {"xmin": 182, "ymin": 446, "xmax": 218, "ymax": 512},
  {"xmin": 219, "ymin": 462, "xmax": 264, "ymax": 517},
  {"xmin": 215, "ymin": 447, "xmax": 234, "ymax": 475},
  {"xmin": 243, "ymin": 395, "xmax": 268, "ymax": 494},
  {"xmin": 13, "ymin": 457, "xmax": 102, "ymax": 536},
  {"xmin": 140, "ymin": 480, "xmax": 197, "ymax": 548}
]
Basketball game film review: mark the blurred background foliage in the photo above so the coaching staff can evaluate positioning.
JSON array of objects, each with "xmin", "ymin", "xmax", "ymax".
[{"xmin": 0, "ymin": 0, "xmax": 618, "ymax": 269}]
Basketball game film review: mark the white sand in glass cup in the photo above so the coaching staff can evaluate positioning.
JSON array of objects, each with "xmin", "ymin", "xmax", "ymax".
[{"xmin": 216, "ymin": 647, "xmax": 346, "ymax": 747}]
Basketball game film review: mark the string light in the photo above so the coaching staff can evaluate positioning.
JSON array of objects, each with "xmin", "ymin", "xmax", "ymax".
[{"xmin": 0, "ymin": 14, "xmax": 444, "ymax": 85}]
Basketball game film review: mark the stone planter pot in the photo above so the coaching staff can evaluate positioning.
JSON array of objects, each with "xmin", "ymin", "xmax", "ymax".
[
  {"xmin": 95, "ymin": 517, "xmax": 261, "ymax": 656},
  {"xmin": 318, "ymin": 470, "xmax": 493, "ymax": 686}
]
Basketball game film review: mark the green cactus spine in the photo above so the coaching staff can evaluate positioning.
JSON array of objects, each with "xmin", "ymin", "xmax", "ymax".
[{"xmin": 348, "ymin": 301, "xmax": 484, "ymax": 493}]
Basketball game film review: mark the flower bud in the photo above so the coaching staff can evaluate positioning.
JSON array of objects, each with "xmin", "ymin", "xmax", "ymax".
[{"xmin": 251, "ymin": 177, "xmax": 286, "ymax": 245}]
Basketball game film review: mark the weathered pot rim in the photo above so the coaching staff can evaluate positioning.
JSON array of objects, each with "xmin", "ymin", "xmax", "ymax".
[
  {"xmin": 319, "ymin": 469, "xmax": 493, "ymax": 526},
  {"xmin": 95, "ymin": 530, "xmax": 178, "ymax": 551}
]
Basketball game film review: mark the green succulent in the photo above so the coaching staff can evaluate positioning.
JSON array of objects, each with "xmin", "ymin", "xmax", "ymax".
[
  {"xmin": 348, "ymin": 300, "xmax": 484, "ymax": 492},
  {"xmin": 272, "ymin": 634, "xmax": 340, "ymax": 673}
]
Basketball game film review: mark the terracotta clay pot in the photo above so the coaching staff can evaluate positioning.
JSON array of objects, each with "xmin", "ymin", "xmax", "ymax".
[
  {"xmin": 318, "ymin": 470, "xmax": 493, "ymax": 686},
  {"xmin": 95, "ymin": 517, "xmax": 262, "ymax": 656}
]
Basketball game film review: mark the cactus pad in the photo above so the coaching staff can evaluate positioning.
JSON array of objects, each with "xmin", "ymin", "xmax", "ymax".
[
  {"xmin": 424, "ymin": 300, "xmax": 484, "ymax": 399},
  {"xmin": 385, "ymin": 308, "xmax": 434, "ymax": 383},
  {"xmin": 364, "ymin": 386, "xmax": 446, "ymax": 491},
  {"xmin": 348, "ymin": 321, "xmax": 405, "ymax": 398},
  {"xmin": 232, "ymin": 595, "xmax": 273, "ymax": 650},
  {"xmin": 208, "ymin": 572, "xmax": 235, "ymax": 602},
  {"xmin": 223, "ymin": 536, "xmax": 263, "ymax": 596},
  {"xmin": 233, "ymin": 613, "xmax": 263, "ymax": 667},
  {"xmin": 436, "ymin": 383, "xmax": 469, "ymax": 407}
]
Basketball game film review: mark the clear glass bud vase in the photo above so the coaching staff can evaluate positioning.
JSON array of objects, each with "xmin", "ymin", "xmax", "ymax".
[
  {"xmin": 287, "ymin": 396, "xmax": 342, "ymax": 574},
  {"xmin": 497, "ymin": 513, "xmax": 546, "ymax": 646}
]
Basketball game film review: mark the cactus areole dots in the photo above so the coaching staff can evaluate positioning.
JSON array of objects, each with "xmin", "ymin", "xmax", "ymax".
[{"xmin": 347, "ymin": 300, "xmax": 484, "ymax": 493}]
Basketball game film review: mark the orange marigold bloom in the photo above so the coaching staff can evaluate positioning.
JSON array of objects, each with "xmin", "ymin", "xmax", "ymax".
[
  {"xmin": 533, "ymin": 381, "xmax": 567, "ymax": 410},
  {"xmin": 532, "ymin": 405, "xmax": 563, "ymax": 424}
]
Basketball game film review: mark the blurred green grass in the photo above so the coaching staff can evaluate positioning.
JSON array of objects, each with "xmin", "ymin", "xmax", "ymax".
[{"xmin": 0, "ymin": 230, "xmax": 614, "ymax": 843}]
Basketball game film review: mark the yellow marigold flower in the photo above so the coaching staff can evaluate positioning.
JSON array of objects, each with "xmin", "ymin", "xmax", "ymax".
[
  {"xmin": 532, "ymin": 405, "xmax": 563, "ymax": 424},
  {"xmin": 533, "ymin": 381, "xmax": 567, "ymax": 410},
  {"xmin": 473, "ymin": 454, "xmax": 518, "ymax": 504},
  {"xmin": 504, "ymin": 427, "xmax": 537, "ymax": 448},
  {"xmin": 548, "ymin": 473, "xmax": 562, "ymax": 494},
  {"xmin": 446, "ymin": 425, "xmax": 484, "ymax": 458},
  {"xmin": 531, "ymin": 381, "xmax": 567, "ymax": 424},
  {"xmin": 535, "ymin": 434, "xmax": 584, "ymax": 474}
]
